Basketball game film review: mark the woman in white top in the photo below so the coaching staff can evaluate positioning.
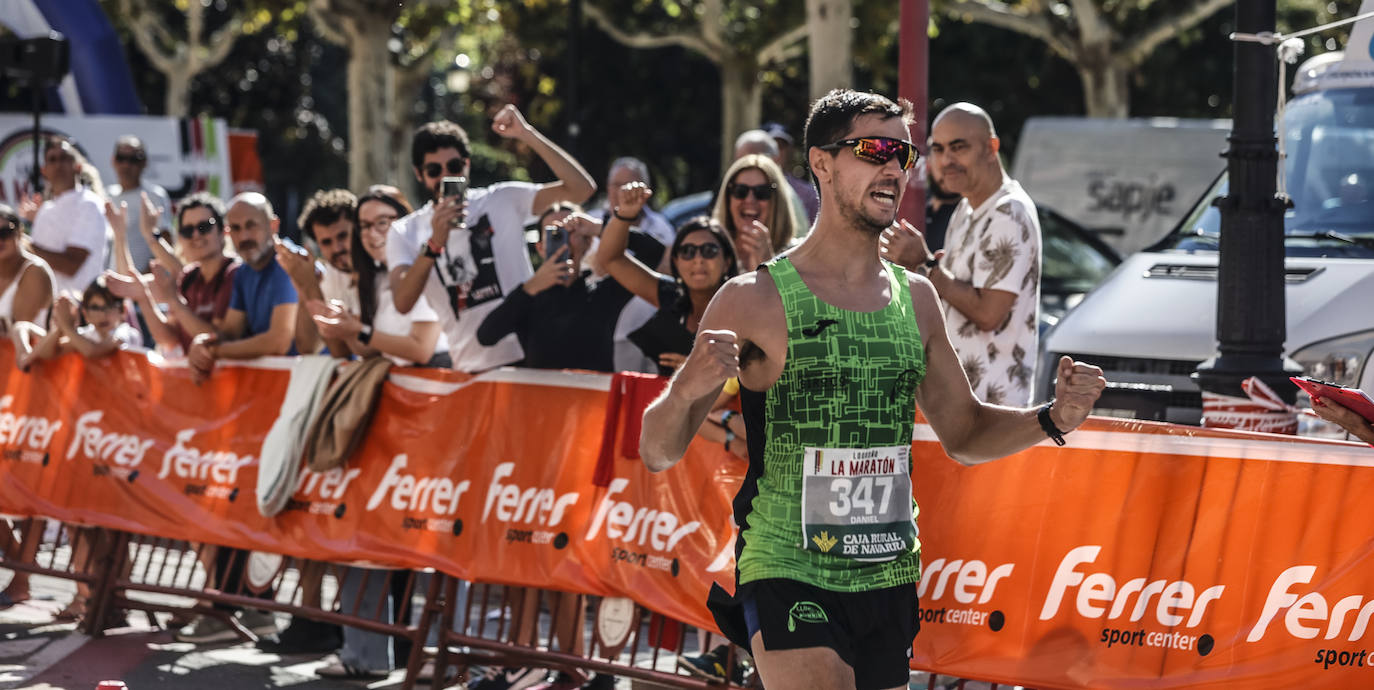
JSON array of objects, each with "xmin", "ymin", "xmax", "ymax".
[
  {"xmin": 309, "ymin": 190, "xmax": 451, "ymax": 368},
  {"xmin": 0, "ymin": 204, "xmax": 55, "ymax": 609},
  {"xmin": 0, "ymin": 204, "xmax": 55, "ymax": 372}
]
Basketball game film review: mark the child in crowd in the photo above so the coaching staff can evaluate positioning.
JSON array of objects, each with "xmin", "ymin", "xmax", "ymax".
[{"xmin": 24, "ymin": 276, "xmax": 143, "ymax": 364}]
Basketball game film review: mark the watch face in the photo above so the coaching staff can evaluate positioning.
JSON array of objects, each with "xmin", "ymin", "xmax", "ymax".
[{"xmin": 596, "ymin": 597, "xmax": 636, "ymax": 650}]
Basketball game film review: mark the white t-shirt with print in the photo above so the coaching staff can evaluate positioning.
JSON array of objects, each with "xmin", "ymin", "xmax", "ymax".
[
  {"xmin": 939, "ymin": 176, "xmax": 1041, "ymax": 407},
  {"xmin": 31, "ymin": 186, "xmax": 110, "ymax": 299},
  {"xmin": 372, "ymin": 279, "xmax": 450, "ymax": 367},
  {"xmin": 386, "ymin": 182, "xmax": 537, "ymax": 372}
]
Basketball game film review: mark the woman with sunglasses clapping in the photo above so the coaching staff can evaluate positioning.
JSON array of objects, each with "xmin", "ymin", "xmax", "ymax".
[
  {"xmin": 593, "ymin": 182, "xmax": 739, "ymax": 376},
  {"xmin": 711, "ymin": 154, "xmax": 804, "ymax": 272}
]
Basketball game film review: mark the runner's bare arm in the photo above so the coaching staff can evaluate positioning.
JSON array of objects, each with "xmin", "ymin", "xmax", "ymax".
[
  {"xmin": 640, "ymin": 280, "xmax": 758, "ymax": 472},
  {"xmin": 909, "ymin": 276, "xmax": 1105, "ymax": 464}
]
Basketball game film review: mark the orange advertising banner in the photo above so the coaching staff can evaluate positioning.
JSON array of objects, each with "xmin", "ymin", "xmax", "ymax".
[{"xmin": 3, "ymin": 345, "xmax": 1374, "ymax": 688}]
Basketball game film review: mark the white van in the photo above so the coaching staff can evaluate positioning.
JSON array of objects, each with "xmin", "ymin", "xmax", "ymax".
[
  {"xmin": 1011, "ymin": 117, "xmax": 1230, "ymax": 255},
  {"xmin": 1039, "ymin": 11, "xmax": 1374, "ymax": 435}
]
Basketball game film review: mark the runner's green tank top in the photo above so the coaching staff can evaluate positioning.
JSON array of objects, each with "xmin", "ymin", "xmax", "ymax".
[{"xmin": 735, "ymin": 256, "xmax": 926, "ymax": 592}]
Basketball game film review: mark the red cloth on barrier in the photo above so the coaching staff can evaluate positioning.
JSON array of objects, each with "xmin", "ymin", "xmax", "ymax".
[
  {"xmin": 647, "ymin": 612, "xmax": 683, "ymax": 651},
  {"xmin": 594, "ymin": 371, "xmax": 668, "ymax": 486}
]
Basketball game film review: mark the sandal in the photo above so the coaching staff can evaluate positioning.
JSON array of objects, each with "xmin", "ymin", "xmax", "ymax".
[{"xmin": 53, "ymin": 599, "xmax": 87, "ymax": 622}]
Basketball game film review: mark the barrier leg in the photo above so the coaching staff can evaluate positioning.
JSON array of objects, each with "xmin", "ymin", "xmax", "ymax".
[
  {"xmin": 402, "ymin": 572, "xmax": 445, "ymax": 690},
  {"xmin": 80, "ymin": 529, "xmax": 129, "ymax": 638}
]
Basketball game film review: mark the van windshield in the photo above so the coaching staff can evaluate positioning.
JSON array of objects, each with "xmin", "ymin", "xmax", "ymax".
[{"xmin": 1165, "ymin": 87, "xmax": 1374, "ymax": 257}]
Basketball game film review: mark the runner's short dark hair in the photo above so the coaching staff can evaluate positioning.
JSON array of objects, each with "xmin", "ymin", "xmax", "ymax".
[{"xmin": 803, "ymin": 90, "xmax": 914, "ymax": 159}]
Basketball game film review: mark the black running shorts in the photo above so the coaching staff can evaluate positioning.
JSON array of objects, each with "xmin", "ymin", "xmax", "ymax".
[{"xmin": 739, "ymin": 578, "xmax": 920, "ymax": 690}]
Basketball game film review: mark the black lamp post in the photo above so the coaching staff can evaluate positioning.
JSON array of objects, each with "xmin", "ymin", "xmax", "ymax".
[{"xmin": 1193, "ymin": 0, "xmax": 1302, "ymax": 404}]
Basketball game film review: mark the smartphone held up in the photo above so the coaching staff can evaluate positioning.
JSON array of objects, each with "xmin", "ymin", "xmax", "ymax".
[
  {"xmin": 441, "ymin": 176, "xmax": 467, "ymax": 228},
  {"xmin": 543, "ymin": 224, "xmax": 569, "ymax": 261}
]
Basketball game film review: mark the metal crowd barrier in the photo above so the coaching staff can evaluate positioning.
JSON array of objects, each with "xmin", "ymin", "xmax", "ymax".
[{"xmin": 1, "ymin": 518, "xmax": 755, "ymax": 689}]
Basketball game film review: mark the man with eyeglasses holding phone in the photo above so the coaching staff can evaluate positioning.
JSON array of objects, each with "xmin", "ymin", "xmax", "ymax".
[
  {"xmin": 641, "ymin": 90, "xmax": 1105, "ymax": 690},
  {"xmin": 387, "ymin": 106, "xmax": 596, "ymax": 372},
  {"xmin": 107, "ymin": 135, "xmax": 173, "ymax": 273},
  {"xmin": 881, "ymin": 102, "xmax": 1042, "ymax": 406}
]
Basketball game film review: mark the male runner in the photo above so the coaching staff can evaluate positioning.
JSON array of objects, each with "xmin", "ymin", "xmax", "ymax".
[{"xmin": 640, "ymin": 89, "xmax": 1106, "ymax": 690}]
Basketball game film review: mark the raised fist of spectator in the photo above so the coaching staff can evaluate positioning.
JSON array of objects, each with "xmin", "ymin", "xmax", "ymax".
[
  {"xmin": 491, "ymin": 104, "xmax": 534, "ymax": 141},
  {"xmin": 612, "ymin": 182, "xmax": 652, "ymax": 220}
]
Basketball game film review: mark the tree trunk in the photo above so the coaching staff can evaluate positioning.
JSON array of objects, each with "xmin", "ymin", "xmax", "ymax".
[
  {"xmin": 1076, "ymin": 51, "xmax": 1130, "ymax": 118},
  {"xmin": 806, "ymin": 0, "xmax": 853, "ymax": 101},
  {"xmin": 720, "ymin": 56, "xmax": 763, "ymax": 168},
  {"xmin": 343, "ymin": 19, "xmax": 395, "ymax": 192},
  {"xmin": 388, "ymin": 64, "xmax": 431, "ymax": 190},
  {"xmin": 165, "ymin": 71, "xmax": 190, "ymax": 118}
]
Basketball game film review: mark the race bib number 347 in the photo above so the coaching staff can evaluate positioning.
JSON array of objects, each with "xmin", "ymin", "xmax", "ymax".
[{"xmin": 801, "ymin": 446, "xmax": 916, "ymax": 561}]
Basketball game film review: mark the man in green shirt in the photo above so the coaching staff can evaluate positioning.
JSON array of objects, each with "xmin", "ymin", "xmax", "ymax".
[{"xmin": 641, "ymin": 90, "xmax": 1106, "ymax": 690}]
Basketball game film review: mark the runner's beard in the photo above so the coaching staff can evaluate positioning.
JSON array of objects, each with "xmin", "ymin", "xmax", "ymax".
[{"xmin": 838, "ymin": 184, "xmax": 897, "ymax": 235}]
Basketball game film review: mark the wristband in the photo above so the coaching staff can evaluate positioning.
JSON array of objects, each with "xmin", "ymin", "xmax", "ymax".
[
  {"xmin": 357, "ymin": 323, "xmax": 373, "ymax": 345},
  {"xmin": 612, "ymin": 207, "xmax": 638, "ymax": 223},
  {"xmin": 1038, "ymin": 401, "xmax": 1067, "ymax": 446},
  {"xmin": 423, "ymin": 238, "xmax": 443, "ymax": 259},
  {"xmin": 720, "ymin": 409, "xmax": 737, "ymax": 430},
  {"xmin": 924, "ymin": 256, "xmax": 940, "ymax": 269},
  {"xmin": 724, "ymin": 429, "xmax": 736, "ymax": 452}
]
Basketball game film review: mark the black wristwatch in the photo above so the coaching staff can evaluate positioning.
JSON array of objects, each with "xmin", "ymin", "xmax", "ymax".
[
  {"xmin": 1038, "ymin": 401, "xmax": 1067, "ymax": 446},
  {"xmin": 357, "ymin": 323, "xmax": 374, "ymax": 345},
  {"xmin": 924, "ymin": 256, "xmax": 940, "ymax": 270}
]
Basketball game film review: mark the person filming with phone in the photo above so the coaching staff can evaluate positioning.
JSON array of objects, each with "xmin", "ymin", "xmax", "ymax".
[
  {"xmin": 475, "ymin": 202, "xmax": 635, "ymax": 372},
  {"xmin": 387, "ymin": 107, "xmax": 596, "ymax": 373}
]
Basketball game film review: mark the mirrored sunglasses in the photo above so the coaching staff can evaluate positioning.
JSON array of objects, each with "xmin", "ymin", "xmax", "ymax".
[{"xmin": 820, "ymin": 136, "xmax": 919, "ymax": 170}]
